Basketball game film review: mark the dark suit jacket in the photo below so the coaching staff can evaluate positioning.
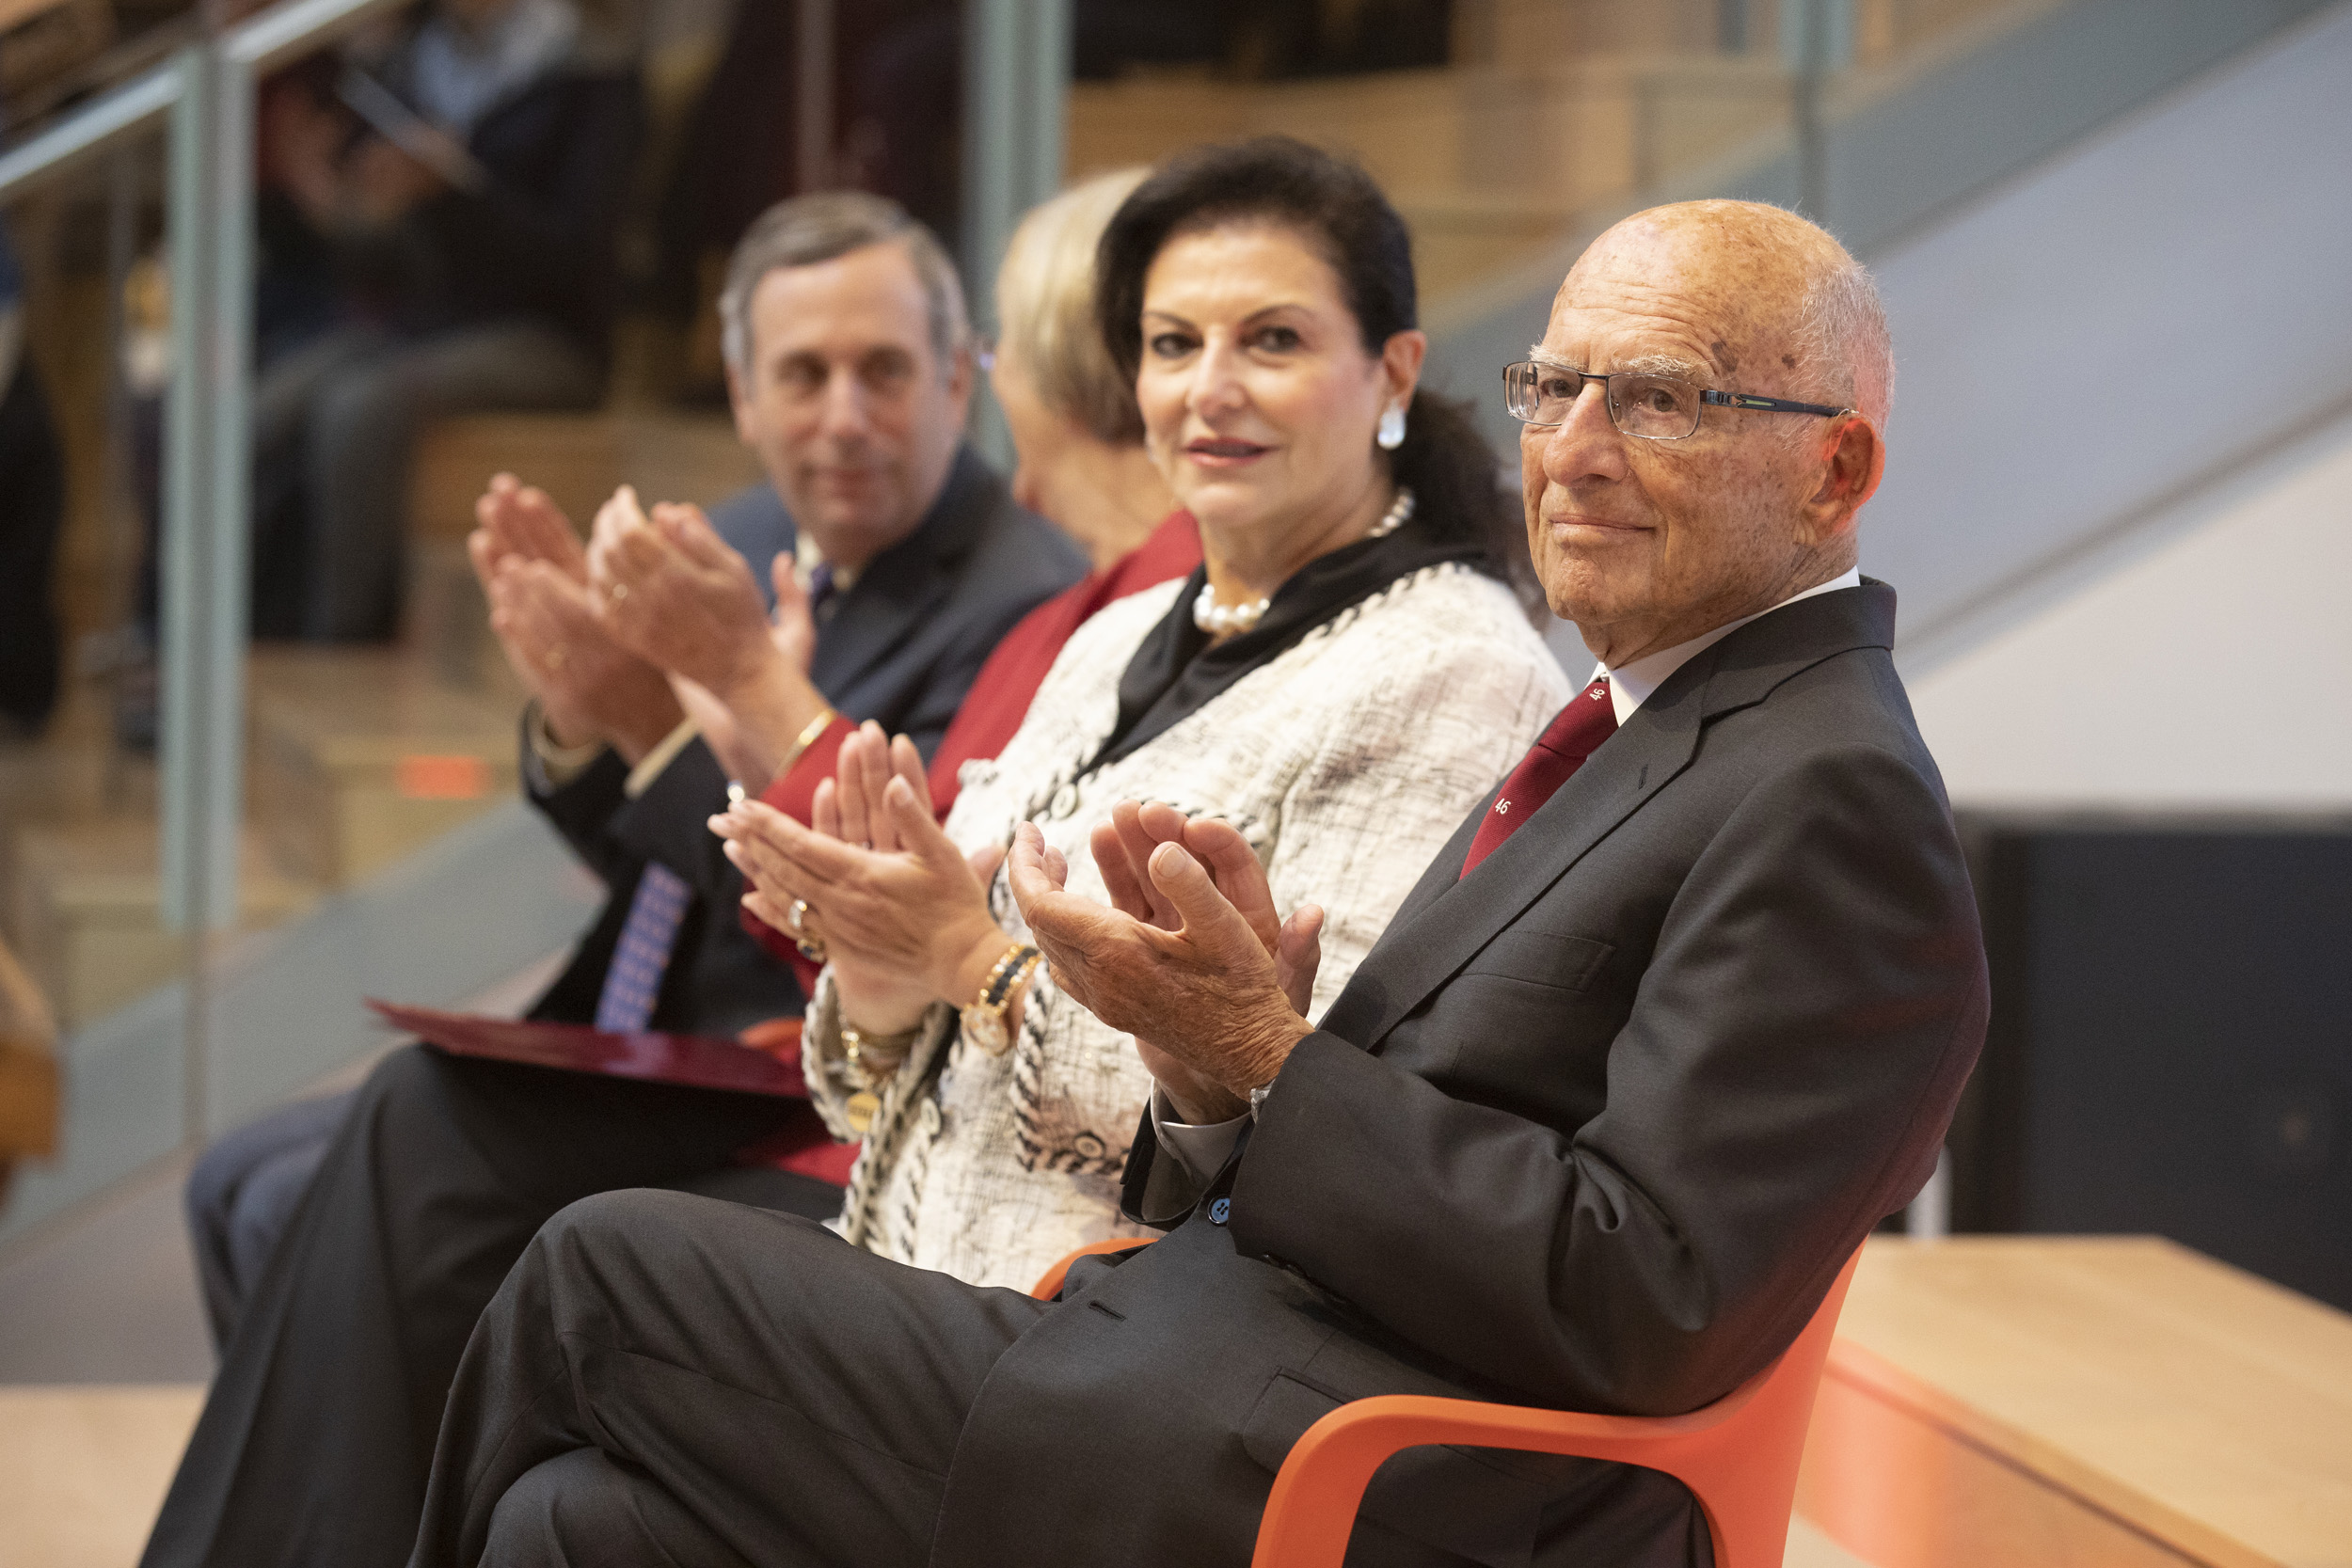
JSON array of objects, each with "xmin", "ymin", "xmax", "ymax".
[
  {"xmin": 930, "ymin": 581, "xmax": 1989, "ymax": 1568},
  {"xmin": 526, "ymin": 450, "xmax": 1084, "ymax": 1037}
]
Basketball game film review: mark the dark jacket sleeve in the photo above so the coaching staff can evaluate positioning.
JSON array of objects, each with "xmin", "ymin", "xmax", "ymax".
[
  {"xmin": 519, "ymin": 722, "xmax": 633, "ymax": 885},
  {"xmin": 1226, "ymin": 742, "xmax": 1988, "ymax": 1417},
  {"xmin": 520, "ymin": 721, "xmax": 736, "ymax": 906}
]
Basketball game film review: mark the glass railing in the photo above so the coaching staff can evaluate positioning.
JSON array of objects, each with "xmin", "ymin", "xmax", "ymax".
[{"xmin": 0, "ymin": 0, "xmax": 2329, "ymax": 1244}]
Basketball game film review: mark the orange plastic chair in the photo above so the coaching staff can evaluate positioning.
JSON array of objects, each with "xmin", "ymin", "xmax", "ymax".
[
  {"xmin": 1248, "ymin": 1248, "xmax": 1863, "ymax": 1568},
  {"xmin": 1025, "ymin": 1242, "xmax": 1859, "ymax": 1568}
]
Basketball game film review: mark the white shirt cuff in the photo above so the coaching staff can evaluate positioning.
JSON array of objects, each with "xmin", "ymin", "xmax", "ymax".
[
  {"xmin": 1150, "ymin": 1084, "xmax": 1249, "ymax": 1185},
  {"xmin": 623, "ymin": 717, "xmax": 701, "ymax": 800},
  {"xmin": 525, "ymin": 701, "xmax": 607, "ymax": 793}
]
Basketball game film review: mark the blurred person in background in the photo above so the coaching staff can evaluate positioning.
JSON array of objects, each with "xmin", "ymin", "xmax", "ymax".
[
  {"xmin": 245, "ymin": 0, "xmax": 642, "ymax": 641},
  {"xmin": 705, "ymin": 136, "xmax": 1569, "ymax": 1294},
  {"xmin": 143, "ymin": 191, "xmax": 1080, "ymax": 1568},
  {"xmin": 0, "ymin": 218, "xmax": 64, "ymax": 737}
]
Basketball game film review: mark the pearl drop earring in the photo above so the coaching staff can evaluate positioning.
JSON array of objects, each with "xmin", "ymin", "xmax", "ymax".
[{"xmin": 1376, "ymin": 404, "xmax": 1406, "ymax": 451}]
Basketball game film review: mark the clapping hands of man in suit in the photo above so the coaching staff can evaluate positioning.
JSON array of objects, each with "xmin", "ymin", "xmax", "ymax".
[
  {"xmin": 1009, "ymin": 801, "xmax": 1323, "ymax": 1125},
  {"xmin": 469, "ymin": 473, "xmax": 681, "ymax": 766},
  {"xmin": 469, "ymin": 473, "xmax": 828, "ymax": 789},
  {"xmin": 585, "ymin": 484, "xmax": 829, "ymax": 792}
]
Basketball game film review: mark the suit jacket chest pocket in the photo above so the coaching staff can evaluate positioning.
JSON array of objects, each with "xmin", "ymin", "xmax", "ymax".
[
  {"xmin": 1466, "ymin": 927, "xmax": 1613, "ymax": 992},
  {"xmin": 1397, "ymin": 929, "xmax": 1620, "ymax": 1097}
]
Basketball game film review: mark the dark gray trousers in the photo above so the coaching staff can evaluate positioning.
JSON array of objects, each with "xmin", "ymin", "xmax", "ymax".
[
  {"xmin": 409, "ymin": 1191, "xmax": 1049, "ymax": 1568},
  {"xmin": 143, "ymin": 1045, "xmax": 834, "ymax": 1568}
]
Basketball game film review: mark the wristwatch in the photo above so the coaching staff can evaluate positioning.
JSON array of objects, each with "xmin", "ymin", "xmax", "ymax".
[{"xmin": 960, "ymin": 942, "xmax": 1042, "ymax": 1055}]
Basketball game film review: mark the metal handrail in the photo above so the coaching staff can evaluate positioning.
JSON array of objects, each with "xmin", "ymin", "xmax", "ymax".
[
  {"xmin": 0, "ymin": 0, "xmax": 409, "ymax": 1154},
  {"xmin": 0, "ymin": 64, "xmax": 177, "ymax": 203},
  {"xmin": 228, "ymin": 0, "xmax": 405, "ymax": 72}
]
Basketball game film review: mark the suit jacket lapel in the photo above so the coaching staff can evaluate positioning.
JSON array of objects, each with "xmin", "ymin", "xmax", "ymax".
[
  {"xmin": 1318, "ymin": 581, "xmax": 1899, "ymax": 1052},
  {"xmin": 1319, "ymin": 686, "xmax": 1701, "ymax": 1049},
  {"xmin": 809, "ymin": 447, "xmax": 998, "ymax": 696}
]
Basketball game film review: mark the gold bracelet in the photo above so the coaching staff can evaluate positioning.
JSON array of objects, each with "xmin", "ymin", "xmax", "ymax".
[
  {"xmin": 775, "ymin": 706, "xmax": 840, "ymax": 782},
  {"xmin": 840, "ymin": 1018, "xmax": 922, "ymax": 1089}
]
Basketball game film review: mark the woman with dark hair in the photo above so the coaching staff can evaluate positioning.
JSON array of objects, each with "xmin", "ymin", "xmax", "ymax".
[{"xmin": 714, "ymin": 136, "xmax": 1570, "ymax": 1291}]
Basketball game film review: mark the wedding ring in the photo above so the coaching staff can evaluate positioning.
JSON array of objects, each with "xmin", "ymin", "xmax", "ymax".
[{"xmin": 787, "ymin": 897, "xmax": 811, "ymax": 935}]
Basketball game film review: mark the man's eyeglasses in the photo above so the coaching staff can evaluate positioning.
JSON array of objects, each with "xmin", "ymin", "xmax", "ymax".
[{"xmin": 1502, "ymin": 360, "xmax": 1851, "ymax": 441}]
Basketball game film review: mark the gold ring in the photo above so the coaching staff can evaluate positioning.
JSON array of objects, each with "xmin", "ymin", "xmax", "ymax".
[{"xmin": 787, "ymin": 897, "xmax": 826, "ymax": 959}]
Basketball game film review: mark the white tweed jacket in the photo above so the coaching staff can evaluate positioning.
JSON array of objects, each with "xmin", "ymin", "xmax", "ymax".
[{"xmin": 802, "ymin": 561, "xmax": 1572, "ymax": 1291}]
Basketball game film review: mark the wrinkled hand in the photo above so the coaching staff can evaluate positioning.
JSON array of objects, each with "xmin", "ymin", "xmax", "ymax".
[
  {"xmin": 587, "ymin": 487, "xmax": 775, "ymax": 695},
  {"xmin": 711, "ymin": 761, "xmax": 1003, "ymax": 1034},
  {"xmin": 1008, "ymin": 817, "xmax": 1318, "ymax": 1124},
  {"xmin": 1089, "ymin": 801, "xmax": 1323, "ymax": 1017},
  {"xmin": 484, "ymin": 557, "xmax": 680, "ymax": 762}
]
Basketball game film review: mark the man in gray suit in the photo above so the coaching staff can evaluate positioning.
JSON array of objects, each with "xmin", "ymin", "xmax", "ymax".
[
  {"xmin": 407, "ymin": 199, "xmax": 1986, "ymax": 1568},
  {"xmin": 148, "ymin": 194, "xmax": 1081, "ymax": 1568}
]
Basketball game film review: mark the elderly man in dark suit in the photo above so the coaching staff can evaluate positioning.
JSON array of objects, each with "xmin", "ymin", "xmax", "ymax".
[
  {"xmin": 146, "ymin": 194, "xmax": 1080, "ymax": 1568},
  {"xmin": 405, "ymin": 199, "xmax": 1986, "ymax": 1568}
]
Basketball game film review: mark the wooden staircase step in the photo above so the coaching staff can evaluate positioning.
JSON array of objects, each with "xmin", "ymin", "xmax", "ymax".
[
  {"xmin": 246, "ymin": 647, "xmax": 523, "ymax": 890},
  {"xmin": 6, "ymin": 819, "xmax": 318, "ymax": 1031}
]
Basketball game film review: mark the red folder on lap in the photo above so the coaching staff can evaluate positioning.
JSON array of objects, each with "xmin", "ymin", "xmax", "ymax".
[{"xmin": 368, "ymin": 1000, "xmax": 807, "ymax": 1099}]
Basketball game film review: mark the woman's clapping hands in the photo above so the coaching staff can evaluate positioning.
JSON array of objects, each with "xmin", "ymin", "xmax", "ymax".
[{"xmin": 710, "ymin": 723, "xmax": 1010, "ymax": 1036}]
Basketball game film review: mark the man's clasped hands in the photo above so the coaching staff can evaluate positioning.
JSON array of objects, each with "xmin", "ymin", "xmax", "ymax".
[{"xmin": 710, "ymin": 737, "xmax": 1327, "ymax": 1127}]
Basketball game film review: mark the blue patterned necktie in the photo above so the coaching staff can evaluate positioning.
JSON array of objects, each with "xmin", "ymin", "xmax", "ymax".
[
  {"xmin": 807, "ymin": 562, "xmax": 838, "ymax": 623},
  {"xmin": 594, "ymin": 863, "xmax": 691, "ymax": 1033}
]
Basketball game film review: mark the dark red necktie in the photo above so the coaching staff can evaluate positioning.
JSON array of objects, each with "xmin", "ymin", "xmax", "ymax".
[{"xmin": 1460, "ymin": 677, "xmax": 1617, "ymax": 878}]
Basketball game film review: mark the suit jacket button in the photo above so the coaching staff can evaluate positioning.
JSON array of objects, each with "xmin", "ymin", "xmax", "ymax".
[{"xmin": 1208, "ymin": 1196, "xmax": 1231, "ymax": 1226}]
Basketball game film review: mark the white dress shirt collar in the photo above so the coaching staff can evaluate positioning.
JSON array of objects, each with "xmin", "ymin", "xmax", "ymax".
[
  {"xmin": 793, "ymin": 530, "xmax": 859, "ymax": 593},
  {"xmin": 1594, "ymin": 567, "xmax": 1862, "ymax": 724}
]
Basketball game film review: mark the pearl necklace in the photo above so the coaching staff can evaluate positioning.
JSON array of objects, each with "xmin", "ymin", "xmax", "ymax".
[{"xmin": 1192, "ymin": 488, "xmax": 1415, "ymax": 637}]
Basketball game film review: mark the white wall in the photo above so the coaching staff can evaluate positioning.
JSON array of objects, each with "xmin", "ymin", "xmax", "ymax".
[
  {"xmin": 1861, "ymin": 0, "xmax": 2352, "ymax": 647},
  {"xmin": 1907, "ymin": 410, "xmax": 2352, "ymax": 810}
]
